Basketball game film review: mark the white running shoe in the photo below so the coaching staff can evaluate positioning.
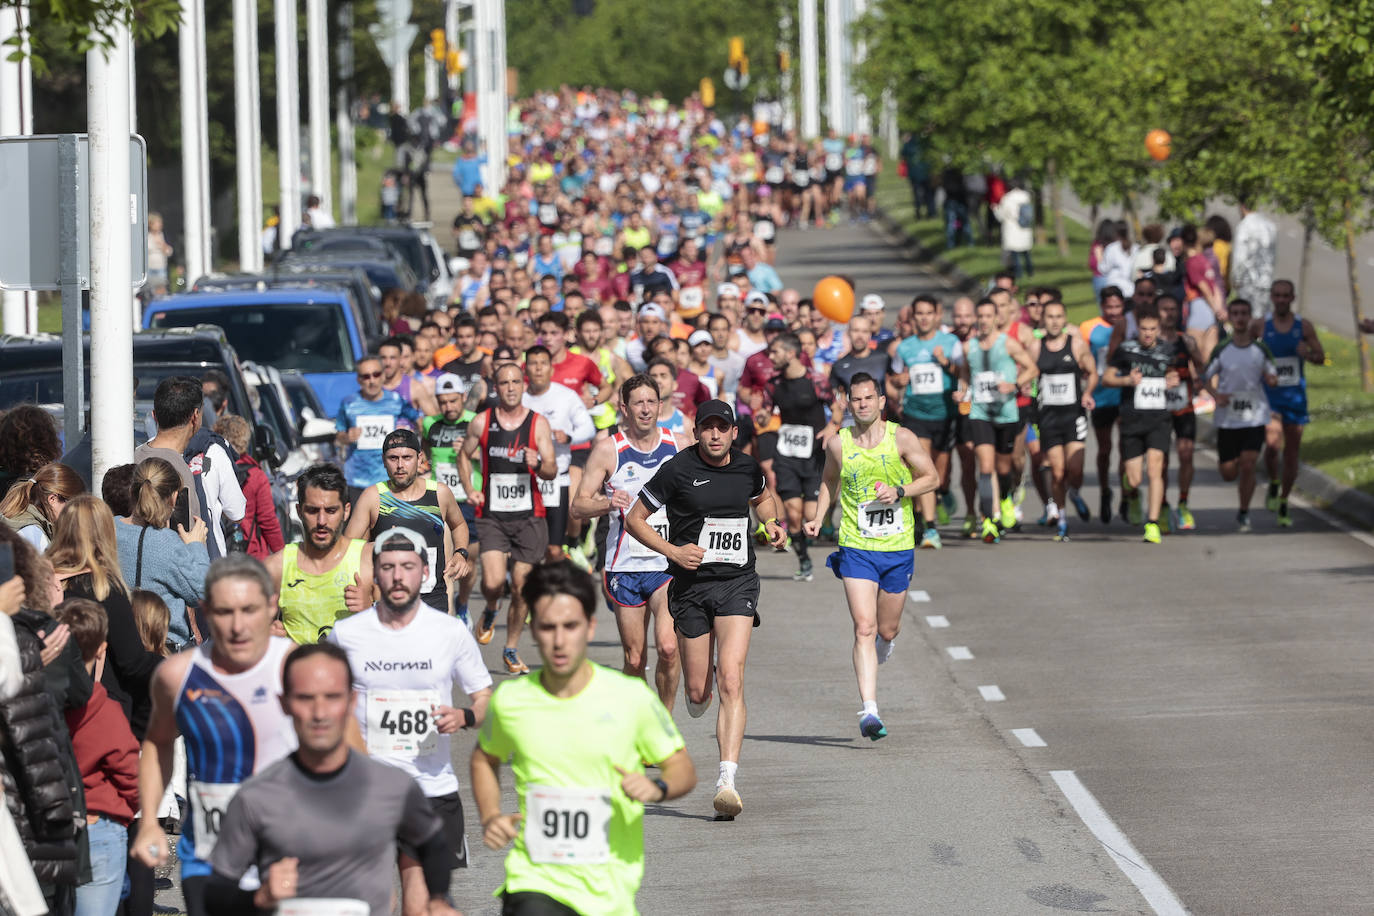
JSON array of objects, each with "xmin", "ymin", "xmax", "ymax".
[
  {"xmin": 713, "ymin": 782, "xmax": 743, "ymax": 818},
  {"xmin": 875, "ymin": 635, "xmax": 894, "ymax": 665},
  {"xmin": 687, "ymin": 692, "xmax": 713, "ymax": 718}
]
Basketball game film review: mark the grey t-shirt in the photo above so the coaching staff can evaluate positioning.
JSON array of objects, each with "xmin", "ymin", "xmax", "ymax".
[
  {"xmin": 211, "ymin": 752, "xmax": 442, "ymax": 914},
  {"xmin": 132, "ymin": 443, "xmax": 202, "ymax": 521}
]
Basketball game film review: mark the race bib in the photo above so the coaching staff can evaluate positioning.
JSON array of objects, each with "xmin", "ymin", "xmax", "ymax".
[
  {"xmin": 1040, "ymin": 372, "xmax": 1076, "ymax": 407},
  {"xmin": 539, "ymin": 203, "xmax": 559, "ymax": 225},
  {"xmin": 1133, "ymin": 377, "xmax": 1167, "ymax": 411},
  {"xmin": 753, "ymin": 220, "xmax": 776, "ymax": 242},
  {"xmin": 908, "ymin": 363, "xmax": 943, "ymax": 396},
  {"xmin": 277, "ymin": 900, "xmax": 369, "ymax": 916},
  {"xmin": 794, "ymin": 171, "xmax": 810, "ymax": 188},
  {"xmin": 657, "ymin": 234, "xmax": 678, "ymax": 257},
  {"xmin": 825, "ymin": 152, "xmax": 842, "ymax": 171},
  {"xmin": 457, "ymin": 229, "xmax": 480, "ymax": 251},
  {"xmin": 764, "ymin": 166, "xmax": 785, "ymax": 184},
  {"xmin": 626, "ymin": 507, "xmax": 670, "ymax": 559},
  {"xmin": 191, "ymin": 781, "xmax": 239, "ymax": 860},
  {"xmin": 1165, "ymin": 383, "xmax": 1190, "ymax": 412},
  {"xmin": 845, "ymin": 158, "xmax": 864, "ymax": 176},
  {"xmin": 356, "ymin": 415, "xmax": 394, "ymax": 451},
  {"xmin": 680, "ymin": 286, "xmax": 704, "ymax": 310},
  {"xmin": 594, "ymin": 236, "xmax": 614, "ymax": 256},
  {"xmin": 858, "ymin": 499, "xmax": 904, "ymax": 539},
  {"xmin": 538, "ymin": 474, "xmax": 563, "ymax": 508},
  {"xmin": 365, "ymin": 688, "xmax": 442, "ymax": 758},
  {"xmin": 972, "ymin": 371, "xmax": 999, "ymax": 404},
  {"xmin": 489, "ymin": 473, "xmax": 532, "ymax": 513},
  {"xmin": 435, "ymin": 462, "xmax": 464, "ymax": 495},
  {"xmin": 1226, "ymin": 389, "xmax": 1265, "ymax": 425},
  {"xmin": 777, "ymin": 424, "xmax": 814, "ymax": 459},
  {"xmin": 697, "ymin": 516, "xmax": 748, "ymax": 565},
  {"xmin": 524, "ymin": 784, "xmax": 612, "ymax": 865},
  {"xmin": 1273, "ymin": 356, "xmax": 1301, "ymax": 387},
  {"xmin": 513, "ymin": 250, "xmax": 529, "ymax": 268}
]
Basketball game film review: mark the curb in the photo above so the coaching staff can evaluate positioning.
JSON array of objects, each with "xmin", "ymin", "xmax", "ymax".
[{"xmin": 872, "ymin": 202, "xmax": 1374, "ymax": 533}]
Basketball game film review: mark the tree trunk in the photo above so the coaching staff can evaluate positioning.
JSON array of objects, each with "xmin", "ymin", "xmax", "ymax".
[
  {"xmin": 1343, "ymin": 200, "xmax": 1374, "ymax": 393},
  {"xmin": 1122, "ymin": 190, "xmax": 1142, "ymax": 241},
  {"xmin": 1047, "ymin": 157, "xmax": 1069, "ymax": 259}
]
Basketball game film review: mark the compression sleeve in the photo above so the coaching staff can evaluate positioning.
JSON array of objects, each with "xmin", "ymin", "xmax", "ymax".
[{"xmin": 415, "ymin": 829, "xmax": 454, "ymax": 900}]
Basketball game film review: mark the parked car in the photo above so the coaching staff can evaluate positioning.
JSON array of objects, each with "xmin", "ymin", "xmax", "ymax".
[
  {"xmin": 144, "ymin": 289, "xmax": 366, "ymax": 418},
  {"xmin": 192, "ymin": 267, "xmax": 385, "ymax": 348},
  {"xmin": 277, "ymin": 251, "xmax": 422, "ymax": 297},
  {"xmin": 292, "ymin": 225, "xmax": 452, "ymax": 304}
]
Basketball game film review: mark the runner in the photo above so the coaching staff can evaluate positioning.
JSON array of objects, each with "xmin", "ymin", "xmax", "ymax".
[
  {"xmin": 1201, "ymin": 299, "xmax": 1278, "ymax": 532},
  {"xmin": 1026, "ymin": 299, "xmax": 1096, "ymax": 542},
  {"xmin": 948, "ymin": 296, "xmax": 980, "ymax": 536},
  {"xmin": 961, "ymin": 298, "xmax": 1037, "ymax": 543},
  {"xmin": 460, "ymin": 363, "xmax": 559, "ymax": 674},
  {"xmin": 805, "ymin": 373, "xmax": 938, "ymax": 740},
  {"xmin": 471, "ymin": 561, "xmax": 695, "ymax": 916},
  {"xmin": 345, "ymin": 429, "xmax": 472, "ymax": 615},
  {"xmin": 573, "ymin": 374, "xmax": 687, "ymax": 708},
  {"xmin": 380, "ymin": 336, "xmax": 441, "ymax": 416},
  {"xmin": 625, "ymin": 399, "xmax": 784, "ymax": 818},
  {"xmin": 265, "ymin": 464, "xmax": 374, "ymax": 644},
  {"xmin": 131, "ymin": 556, "xmax": 300, "ymax": 916},
  {"xmin": 1154, "ymin": 293, "xmax": 1206, "ymax": 530},
  {"xmin": 1101, "ymin": 301, "xmax": 1179, "ymax": 544},
  {"xmin": 206, "ymin": 642, "xmax": 459, "ymax": 916},
  {"xmin": 1079, "ymin": 287, "xmax": 1126, "ymax": 524},
  {"xmin": 335, "ymin": 355, "xmax": 423, "ymax": 501},
  {"xmin": 523, "ymin": 345, "xmax": 596, "ymax": 566},
  {"xmin": 893, "ymin": 294, "xmax": 963, "ymax": 548},
  {"xmin": 767, "ymin": 332, "xmax": 831, "ymax": 580},
  {"xmin": 1257, "ymin": 279, "xmax": 1323, "ymax": 528},
  {"xmin": 423, "ymin": 373, "xmax": 487, "ymax": 624},
  {"xmin": 329, "ymin": 530, "xmax": 492, "ymax": 915}
]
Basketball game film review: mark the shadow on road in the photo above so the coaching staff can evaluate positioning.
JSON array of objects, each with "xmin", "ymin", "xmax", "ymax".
[
  {"xmin": 643, "ymin": 805, "xmax": 719, "ymax": 822},
  {"xmin": 744, "ymin": 733, "xmax": 859, "ymax": 749}
]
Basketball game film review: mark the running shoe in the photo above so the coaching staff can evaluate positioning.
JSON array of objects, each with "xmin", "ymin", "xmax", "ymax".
[
  {"xmin": 919, "ymin": 527, "xmax": 942, "ymax": 550},
  {"xmin": 999, "ymin": 497, "xmax": 1017, "ymax": 530},
  {"xmin": 859, "ymin": 713, "xmax": 888, "ymax": 741},
  {"xmin": 1100, "ymin": 487, "xmax": 1113, "ymax": 525},
  {"xmin": 754, "ymin": 522, "xmax": 770, "ymax": 544},
  {"xmin": 1035, "ymin": 508, "xmax": 1050, "ymax": 526},
  {"xmin": 940, "ymin": 490, "xmax": 956, "ymax": 523},
  {"xmin": 962, "ymin": 516, "xmax": 977, "ymax": 539},
  {"xmin": 455, "ymin": 604, "xmax": 470, "ymax": 630},
  {"xmin": 1012, "ymin": 483, "xmax": 1026, "ymax": 508},
  {"xmin": 1266, "ymin": 481, "xmax": 1281, "ymax": 512},
  {"xmin": 1177, "ymin": 502, "xmax": 1196, "ymax": 530},
  {"xmin": 502, "ymin": 648, "xmax": 529, "ymax": 675},
  {"xmin": 981, "ymin": 517, "xmax": 1000, "ymax": 544},
  {"xmin": 564, "ymin": 545, "xmax": 591, "ymax": 572},
  {"xmin": 1045, "ymin": 500, "xmax": 1060, "ymax": 524},
  {"xmin": 476, "ymin": 609, "xmax": 496, "ymax": 645},
  {"xmin": 1237, "ymin": 511, "xmax": 1252, "ymax": 533},
  {"xmin": 1142, "ymin": 521, "xmax": 1162, "ymax": 544},
  {"xmin": 1070, "ymin": 490, "xmax": 1091, "ymax": 522},
  {"xmin": 935, "ymin": 500, "xmax": 950, "ymax": 526},
  {"xmin": 687, "ymin": 691, "xmax": 714, "ymax": 718},
  {"xmin": 1158, "ymin": 503, "xmax": 1172, "ymax": 534},
  {"xmin": 875, "ymin": 635, "xmax": 894, "ymax": 664},
  {"xmin": 1192, "ymin": 390, "xmax": 1216, "ymax": 414},
  {"xmin": 713, "ymin": 783, "xmax": 743, "ymax": 818},
  {"xmin": 1054, "ymin": 518, "xmax": 1069, "ymax": 542},
  {"xmin": 793, "ymin": 557, "xmax": 814, "ymax": 581},
  {"xmin": 1277, "ymin": 501, "xmax": 1293, "ymax": 528}
]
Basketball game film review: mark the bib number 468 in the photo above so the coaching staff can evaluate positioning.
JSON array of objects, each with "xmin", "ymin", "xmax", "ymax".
[{"xmin": 379, "ymin": 708, "xmax": 429, "ymax": 736}]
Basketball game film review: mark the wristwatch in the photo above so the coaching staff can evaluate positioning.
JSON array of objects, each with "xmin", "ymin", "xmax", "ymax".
[
  {"xmin": 455, "ymin": 547, "xmax": 469, "ymax": 559},
  {"xmin": 652, "ymin": 778, "xmax": 669, "ymax": 802}
]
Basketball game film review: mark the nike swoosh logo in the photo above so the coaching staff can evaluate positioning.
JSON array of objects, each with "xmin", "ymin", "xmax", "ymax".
[{"xmin": 692, "ymin": 479, "xmax": 709, "ymax": 486}]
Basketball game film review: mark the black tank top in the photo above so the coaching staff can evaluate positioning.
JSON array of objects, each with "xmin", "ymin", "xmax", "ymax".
[
  {"xmin": 477, "ymin": 409, "xmax": 545, "ymax": 520},
  {"xmin": 1035, "ymin": 336, "xmax": 1082, "ymax": 413},
  {"xmin": 369, "ymin": 479, "xmax": 449, "ymax": 609}
]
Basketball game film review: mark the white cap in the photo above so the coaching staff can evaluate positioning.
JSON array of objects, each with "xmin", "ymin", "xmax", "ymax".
[
  {"xmin": 716, "ymin": 282, "xmax": 741, "ymax": 299},
  {"xmin": 434, "ymin": 373, "xmax": 465, "ymax": 396},
  {"xmin": 688, "ymin": 329, "xmax": 713, "ymax": 346},
  {"xmin": 637, "ymin": 303, "xmax": 667, "ymax": 321},
  {"xmin": 744, "ymin": 290, "xmax": 770, "ymax": 307},
  {"xmin": 861, "ymin": 293, "xmax": 886, "ymax": 312},
  {"xmin": 372, "ymin": 527, "xmax": 430, "ymax": 561}
]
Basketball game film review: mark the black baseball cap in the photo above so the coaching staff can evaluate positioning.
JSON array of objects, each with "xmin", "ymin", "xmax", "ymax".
[
  {"xmin": 382, "ymin": 429, "xmax": 422, "ymax": 454},
  {"xmin": 695, "ymin": 399, "xmax": 735, "ymax": 427}
]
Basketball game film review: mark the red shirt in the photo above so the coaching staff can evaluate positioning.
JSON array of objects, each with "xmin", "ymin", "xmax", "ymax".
[
  {"xmin": 552, "ymin": 352, "xmax": 603, "ymax": 399},
  {"xmin": 65, "ymin": 683, "xmax": 140, "ymax": 825},
  {"xmin": 739, "ymin": 350, "xmax": 778, "ymax": 411},
  {"xmin": 674, "ymin": 370, "xmax": 710, "ymax": 417}
]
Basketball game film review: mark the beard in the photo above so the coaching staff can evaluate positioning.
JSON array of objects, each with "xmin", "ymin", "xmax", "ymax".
[{"xmin": 380, "ymin": 581, "xmax": 421, "ymax": 613}]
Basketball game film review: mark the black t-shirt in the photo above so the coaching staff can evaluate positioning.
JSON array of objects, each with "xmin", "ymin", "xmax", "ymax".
[
  {"xmin": 440, "ymin": 355, "xmax": 486, "ymax": 391},
  {"xmin": 639, "ymin": 447, "xmax": 766, "ymax": 582},
  {"xmin": 452, "ymin": 215, "xmax": 486, "ymax": 255},
  {"xmin": 829, "ymin": 349, "xmax": 892, "ymax": 395},
  {"xmin": 1112, "ymin": 338, "xmax": 1178, "ymax": 429},
  {"xmin": 774, "ymin": 373, "xmax": 826, "ymax": 431}
]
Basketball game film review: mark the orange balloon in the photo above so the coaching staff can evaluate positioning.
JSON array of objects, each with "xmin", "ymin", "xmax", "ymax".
[
  {"xmin": 813, "ymin": 276, "xmax": 855, "ymax": 323},
  {"xmin": 1145, "ymin": 129, "xmax": 1171, "ymax": 161}
]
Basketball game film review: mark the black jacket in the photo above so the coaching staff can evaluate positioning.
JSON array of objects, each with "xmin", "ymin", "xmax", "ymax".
[{"xmin": 0, "ymin": 615, "xmax": 82, "ymax": 885}]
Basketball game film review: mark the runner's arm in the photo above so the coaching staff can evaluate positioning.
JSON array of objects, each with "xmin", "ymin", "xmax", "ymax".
[
  {"xmin": 458, "ymin": 414, "xmax": 485, "ymax": 505},
  {"xmin": 131, "ymin": 656, "xmax": 185, "ymax": 867},
  {"xmin": 471, "ymin": 746, "xmax": 521, "ymax": 850},
  {"xmin": 1007, "ymin": 337, "xmax": 1039, "ymax": 388},
  {"xmin": 1073, "ymin": 337, "xmax": 1099, "ymax": 395},
  {"xmin": 413, "ymin": 378, "xmax": 440, "ymax": 416},
  {"xmin": 893, "ymin": 426, "xmax": 941, "ymax": 501},
  {"xmin": 342, "ymin": 487, "xmax": 377, "ymax": 540},
  {"xmin": 531, "ymin": 415, "xmax": 559, "ymax": 480},
  {"xmin": 625, "ymin": 497, "xmax": 695, "ymax": 567},
  {"xmin": 805, "ymin": 435, "xmax": 844, "ymax": 537},
  {"xmin": 572, "ymin": 438, "xmax": 616, "ymax": 521},
  {"xmin": 1302, "ymin": 321, "xmax": 1325, "ymax": 365},
  {"xmin": 749, "ymin": 486, "xmax": 787, "ymax": 548},
  {"xmin": 439, "ymin": 488, "xmax": 471, "ymax": 579}
]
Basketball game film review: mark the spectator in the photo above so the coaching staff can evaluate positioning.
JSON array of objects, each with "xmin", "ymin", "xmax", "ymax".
[
  {"xmin": 146, "ymin": 212, "xmax": 173, "ymax": 296},
  {"xmin": 135, "ymin": 377, "xmax": 206, "ymax": 533},
  {"xmin": 130, "ymin": 590, "xmax": 170, "ymax": 657},
  {"xmin": 213, "ymin": 415, "xmax": 285, "ymax": 559},
  {"xmin": 994, "ymin": 179, "xmax": 1035, "ymax": 279},
  {"xmin": 112, "ymin": 458, "xmax": 210, "ymax": 657},
  {"xmin": 0, "ymin": 563, "xmax": 46, "ymax": 916},
  {"xmin": 1098, "ymin": 220, "xmax": 1136, "ymax": 297},
  {"xmin": 0, "ymin": 462, "xmax": 85, "ymax": 552},
  {"xmin": 201, "ymin": 368, "xmax": 232, "ymax": 425},
  {"xmin": 49, "ymin": 495, "xmax": 161, "ymax": 739},
  {"xmin": 99, "ymin": 464, "xmax": 136, "ymax": 520},
  {"xmin": 1131, "ymin": 223, "xmax": 1175, "ymax": 280},
  {"xmin": 304, "ymin": 193, "xmax": 334, "ymax": 230},
  {"xmin": 1231, "ymin": 201, "xmax": 1278, "ymax": 314},
  {"xmin": 53, "ymin": 597, "xmax": 139, "ymax": 916},
  {"xmin": 0, "ymin": 406, "xmax": 63, "ymax": 502},
  {"xmin": 1206, "ymin": 213, "xmax": 1234, "ymax": 282}
]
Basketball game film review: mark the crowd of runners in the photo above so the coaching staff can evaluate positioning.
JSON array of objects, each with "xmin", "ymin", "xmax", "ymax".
[{"xmin": 0, "ymin": 86, "xmax": 1327, "ymax": 916}]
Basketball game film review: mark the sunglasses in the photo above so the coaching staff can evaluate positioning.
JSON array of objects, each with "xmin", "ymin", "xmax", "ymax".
[{"xmin": 357, "ymin": 371, "xmax": 383, "ymax": 380}]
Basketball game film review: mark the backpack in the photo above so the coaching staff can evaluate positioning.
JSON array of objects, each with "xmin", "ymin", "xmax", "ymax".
[
  {"xmin": 1017, "ymin": 200, "xmax": 1034, "ymax": 229},
  {"xmin": 183, "ymin": 427, "xmax": 240, "ymax": 561}
]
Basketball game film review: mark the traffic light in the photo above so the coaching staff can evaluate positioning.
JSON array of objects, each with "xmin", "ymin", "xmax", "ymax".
[
  {"xmin": 431, "ymin": 28, "xmax": 445, "ymax": 60},
  {"xmin": 728, "ymin": 36, "xmax": 744, "ymax": 67}
]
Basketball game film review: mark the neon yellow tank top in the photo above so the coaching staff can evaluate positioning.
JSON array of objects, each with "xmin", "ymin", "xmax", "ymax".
[
  {"xmin": 621, "ymin": 226, "xmax": 651, "ymax": 250},
  {"xmin": 837, "ymin": 422, "xmax": 916, "ymax": 552},
  {"xmin": 574, "ymin": 345, "xmax": 619, "ymax": 429},
  {"xmin": 278, "ymin": 539, "xmax": 366, "ymax": 644}
]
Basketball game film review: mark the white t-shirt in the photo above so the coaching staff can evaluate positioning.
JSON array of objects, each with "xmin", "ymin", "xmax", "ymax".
[
  {"xmin": 329, "ymin": 605, "xmax": 492, "ymax": 796},
  {"xmin": 524, "ymin": 383, "xmax": 595, "ymax": 477},
  {"xmin": 189, "ymin": 442, "xmax": 246, "ymax": 556}
]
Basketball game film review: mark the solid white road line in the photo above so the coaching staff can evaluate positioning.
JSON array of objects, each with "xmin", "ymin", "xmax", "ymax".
[
  {"xmin": 925, "ymin": 615, "xmax": 950, "ymax": 628},
  {"xmin": 978, "ymin": 684, "xmax": 1006, "ymax": 702},
  {"xmin": 1012, "ymin": 728, "xmax": 1046, "ymax": 747},
  {"xmin": 908, "ymin": 589, "xmax": 931, "ymax": 602},
  {"xmin": 1050, "ymin": 770, "xmax": 1188, "ymax": 916},
  {"xmin": 946, "ymin": 646, "xmax": 973, "ymax": 660}
]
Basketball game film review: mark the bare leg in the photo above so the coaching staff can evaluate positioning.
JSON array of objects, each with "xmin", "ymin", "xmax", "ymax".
[
  {"xmin": 844, "ymin": 577, "xmax": 880, "ymax": 704},
  {"xmin": 505, "ymin": 561, "xmax": 534, "ymax": 652},
  {"xmin": 1146, "ymin": 449, "xmax": 1166, "ymax": 521},
  {"xmin": 648, "ymin": 586, "xmax": 680, "ymax": 710},
  {"xmin": 612, "ymin": 602, "xmax": 650, "ymax": 680},
  {"xmin": 714, "ymin": 616, "xmax": 755, "ymax": 766}
]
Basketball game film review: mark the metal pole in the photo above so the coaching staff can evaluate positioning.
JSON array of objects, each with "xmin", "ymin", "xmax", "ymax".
[
  {"xmin": 58, "ymin": 136, "xmax": 84, "ymax": 449},
  {"xmin": 306, "ymin": 0, "xmax": 332, "ymax": 218},
  {"xmin": 336, "ymin": 2, "xmax": 357, "ymax": 225},
  {"xmin": 246, "ymin": 0, "xmax": 264, "ymax": 265},
  {"xmin": 493, "ymin": 0, "xmax": 507, "ymax": 188},
  {"xmin": 824, "ymin": 0, "xmax": 846, "ymax": 135},
  {"xmin": 234, "ymin": 0, "xmax": 262, "ymax": 271},
  {"xmin": 194, "ymin": 0, "xmax": 212, "ymax": 272},
  {"xmin": 275, "ymin": 0, "xmax": 302, "ymax": 245},
  {"xmin": 798, "ymin": 0, "xmax": 819, "ymax": 140},
  {"xmin": 178, "ymin": 0, "xmax": 206, "ymax": 285},
  {"xmin": 424, "ymin": 47, "xmax": 438, "ymax": 101},
  {"xmin": 89, "ymin": 26, "xmax": 135, "ymax": 488},
  {"xmin": 0, "ymin": 4, "xmax": 27, "ymax": 333},
  {"xmin": 851, "ymin": 0, "xmax": 870, "ymax": 137}
]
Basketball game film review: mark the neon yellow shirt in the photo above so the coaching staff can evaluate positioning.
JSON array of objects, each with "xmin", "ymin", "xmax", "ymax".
[
  {"xmin": 277, "ymin": 539, "xmax": 365, "ymax": 644},
  {"xmin": 837, "ymin": 422, "xmax": 916, "ymax": 551},
  {"xmin": 479, "ymin": 663, "xmax": 685, "ymax": 915}
]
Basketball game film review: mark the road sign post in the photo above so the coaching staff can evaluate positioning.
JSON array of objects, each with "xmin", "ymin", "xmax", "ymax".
[{"xmin": 59, "ymin": 136, "xmax": 84, "ymax": 449}]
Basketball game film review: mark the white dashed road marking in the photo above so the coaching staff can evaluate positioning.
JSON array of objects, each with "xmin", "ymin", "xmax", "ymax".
[
  {"xmin": 979, "ymin": 685, "xmax": 1006, "ymax": 702},
  {"xmin": 908, "ymin": 589, "xmax": 931, "ymax": 602},
  {"xmin": 925, "ymin": 615, "xmax": 949, "ymax": 628},
  {"xmin": 946, "ymin": 646, "xmax": 973, "ymax": 660},
  {"xmin": 1012, "ymin": 728, "xmax": 1046, "ymax": 747}
]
